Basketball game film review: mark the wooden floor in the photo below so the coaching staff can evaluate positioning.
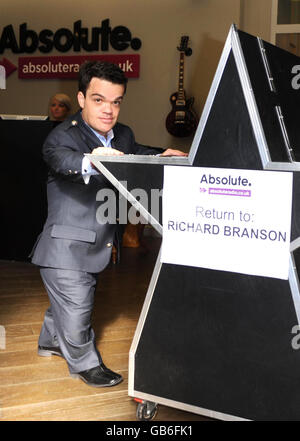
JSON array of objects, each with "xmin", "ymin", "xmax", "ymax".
[{"xmin": 0, "ymin": 240, "xmax": 208, "ymax": 421}]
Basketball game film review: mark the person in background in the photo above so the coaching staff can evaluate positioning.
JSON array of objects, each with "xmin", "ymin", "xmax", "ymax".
[{"xmin": 49, "ymin": 93, "xmax": 72, "ymax": 121}]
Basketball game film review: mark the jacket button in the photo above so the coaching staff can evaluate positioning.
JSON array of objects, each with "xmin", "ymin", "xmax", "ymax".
[{"xmin": 106, "ymin": 242, "xmax": 112, "ymax": 248}]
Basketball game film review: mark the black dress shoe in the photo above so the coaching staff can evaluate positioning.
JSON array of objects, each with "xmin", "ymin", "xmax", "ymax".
[
  {"xmin": 38, "ymin": 345, "xmax": 63, "ymax": 358},
  {"xmin": 70, "ymin": 364, "xmax": 123, "ymax": 387}
]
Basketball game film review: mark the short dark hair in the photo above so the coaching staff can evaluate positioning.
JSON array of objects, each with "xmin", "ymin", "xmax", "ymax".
[{"xmin": 79, "ymin": 61, "xmax": 128, "ymax": 96}]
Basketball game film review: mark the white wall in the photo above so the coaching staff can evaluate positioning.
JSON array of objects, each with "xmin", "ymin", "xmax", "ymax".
[
  {"xmin": 0, "ymin": 0, "xmax": 241, "ymax": 150},
  {"xmin": 240, "ymin": 0, "xmax": 273, "ymax": 42}
]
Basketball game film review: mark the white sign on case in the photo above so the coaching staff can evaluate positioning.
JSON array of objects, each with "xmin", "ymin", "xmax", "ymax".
[{"xmin": 161, "ymin": 166, "xmax": 293, "ymax": 280}]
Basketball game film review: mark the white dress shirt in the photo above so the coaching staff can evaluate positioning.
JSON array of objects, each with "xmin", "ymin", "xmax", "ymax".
[{"xmin": 81, "ymin": 127, "xmax": 114, "ymax": 184}]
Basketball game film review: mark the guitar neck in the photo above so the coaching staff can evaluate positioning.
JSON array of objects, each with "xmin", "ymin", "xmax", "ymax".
[{"xmin": 177, "ymin": 51, "xmax": 185, "ymax": 103}]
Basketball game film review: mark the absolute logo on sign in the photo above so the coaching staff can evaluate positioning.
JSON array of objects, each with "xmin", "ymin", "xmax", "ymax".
[
  {"xmin": 0, "ymin": 19, "xmax": 142, "ymax": 79},
  {"xmin": 0, "ymin": 19, "xmax": 142, "ymax": 54}
]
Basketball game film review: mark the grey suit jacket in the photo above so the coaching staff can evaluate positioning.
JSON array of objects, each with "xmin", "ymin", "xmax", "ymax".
[{"xmin": 31, "ymin": 111, "xmax": 163, "ymax": 273}]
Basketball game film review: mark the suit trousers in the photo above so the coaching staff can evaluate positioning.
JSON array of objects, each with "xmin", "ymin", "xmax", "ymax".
[{"xmin": 38, "ymin": 267, "xmax": 102, "ymax": 373}]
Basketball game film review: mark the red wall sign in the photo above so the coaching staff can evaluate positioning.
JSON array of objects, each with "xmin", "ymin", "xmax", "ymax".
[{"xmin": 18, "ymin": 54, "xmax": 140, "ymax": 79}]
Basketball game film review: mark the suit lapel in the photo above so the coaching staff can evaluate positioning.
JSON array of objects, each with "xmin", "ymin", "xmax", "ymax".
[
  {"xmin": 75, "ymin": 112, "xmax": 104, "ymax": 151},
  {"xmin": 111, "ymin": 124, "xmax": 125, "ymax": 152}
]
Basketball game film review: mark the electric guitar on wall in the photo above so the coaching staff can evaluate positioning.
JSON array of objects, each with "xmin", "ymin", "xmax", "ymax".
[{"xmin": 166, "ymin": 36, "xmax": 198, "ymax": 138}]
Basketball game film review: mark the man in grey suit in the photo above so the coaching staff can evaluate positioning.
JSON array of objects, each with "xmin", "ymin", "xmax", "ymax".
[{"xmin": 32, "ymin": 60, "xmax": 187, "ymax": 387}]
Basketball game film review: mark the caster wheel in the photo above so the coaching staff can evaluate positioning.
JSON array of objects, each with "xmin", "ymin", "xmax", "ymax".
[{"xmin": 136, "ymin": 400, "xmax": 158, "ymax": 421}]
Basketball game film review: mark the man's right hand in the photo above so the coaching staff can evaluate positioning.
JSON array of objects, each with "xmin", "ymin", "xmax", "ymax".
[{"xmin": 91, "ymin": 147, "xmax": 124, "ymax": 156}]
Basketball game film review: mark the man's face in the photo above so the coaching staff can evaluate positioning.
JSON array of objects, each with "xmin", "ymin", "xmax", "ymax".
[{"xmin": 77, "ymin": 77, "xmax": 124, "ymax": 136}]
